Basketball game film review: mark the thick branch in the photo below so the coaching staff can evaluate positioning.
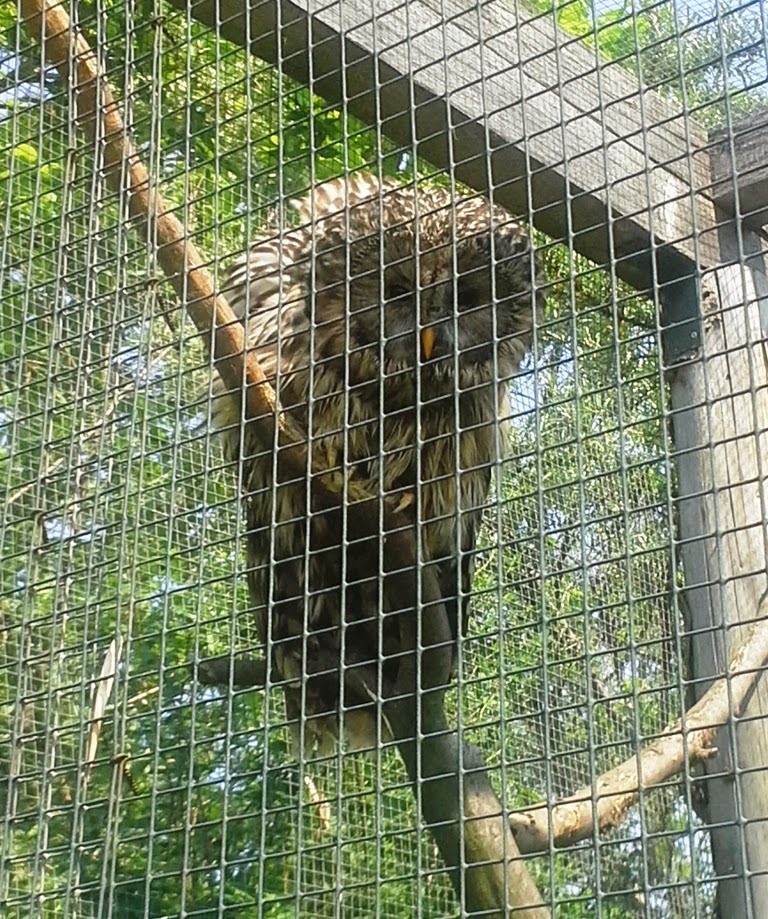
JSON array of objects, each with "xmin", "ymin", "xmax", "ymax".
[
  {"xmin": 201, "ymin": 596, "xmax": 768, "ymax": 861},
  {"xmin": 19, "ymin": 0, "xmax": 309, "ymax": 478},
  {"xmin": 196, "ymin": 523, "xmax": 551, "ymax": 917},
  {"xmin": 510, "ymin": 612, "xmax": 768, "ymax": 854},
  {"xmin": 345, "ymin": 511, "xmax": 549, "ymax": 915},
  {"xmin": 347, "ymin": 503, "xmax": 551, "ymax": 915},
  {"xmin": 383, "ymin": 557, "xmax": 549, "ymax": 917}
]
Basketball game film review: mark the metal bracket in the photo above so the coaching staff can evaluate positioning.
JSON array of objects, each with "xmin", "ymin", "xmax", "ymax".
[{"xmin": 661, "ymin": 271, "xmax": 702, "ymax": 365}]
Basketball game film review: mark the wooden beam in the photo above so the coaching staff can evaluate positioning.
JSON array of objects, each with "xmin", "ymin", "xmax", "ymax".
[
  {"xmin": 669, "ymin": 234, "xmax": 768, "ymax": 916},
  {"xmin": 174, "ymin": 0, "xmax": 720, "ymax": 290},
  {"xmin": 709, "ymin": 107, "xmax": 768, "ymax": 228}
]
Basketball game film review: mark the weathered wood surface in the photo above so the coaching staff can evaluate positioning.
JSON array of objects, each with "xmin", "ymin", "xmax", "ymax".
[
  {"xmin": 709, "ymin": 107, "xmax": 768, "ymax": 227},
  {"xmin": 669, "ymin": 227, "xmax": 768, "ymax": 916},
  {"xmin": 175, "ymin": 0, "xmax": 720, "ymax": 287}
]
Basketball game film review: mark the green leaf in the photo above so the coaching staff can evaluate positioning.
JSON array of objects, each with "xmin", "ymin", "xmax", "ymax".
[
  {"xmin": 0, "ymin": 1, "xmax": 17, "ymax": 32},
  {"xmin": 39, "ymin": 161, "xmax": 62, "ymax": 179},
  {"xmin": 12, "ymin": 142, "xmax": 38, "ymax": 164}
]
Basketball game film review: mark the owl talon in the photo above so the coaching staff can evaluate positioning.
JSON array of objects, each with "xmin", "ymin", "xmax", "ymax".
[{"xmin": 319, "ymin": 471, "xmax": 346, "ymax": 494}]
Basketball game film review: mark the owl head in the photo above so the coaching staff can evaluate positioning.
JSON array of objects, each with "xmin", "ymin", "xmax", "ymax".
[
  {"xmin": 288, "ymin": 174, "xmax": 543, "ymax": 398},
  {"xmin": 227, "ymin": 174, "xmax": 544, "ymax": 411}
]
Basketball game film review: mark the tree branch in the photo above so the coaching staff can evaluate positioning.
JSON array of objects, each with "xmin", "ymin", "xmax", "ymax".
[
  {"xmin": 196, "ymin": 512, "xmax": 551, "ymax": 916},
  {"xmin": 380, "ymin": 519, "xmax": 549, "ymax": 918},
  {"xmin": 510, "ymin": 611, "xmax": 768, "ymax": 853},
  {"xmin": 204, "ymin": 604, "xmax": 768, "ymax": 863},
  {"xmin": 19, "ymin": 0, "xmax": 310, "ymax": 480}
]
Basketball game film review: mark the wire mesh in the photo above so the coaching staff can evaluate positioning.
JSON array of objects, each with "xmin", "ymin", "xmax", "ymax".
[{"xmin": 2, "ymin": 0, "xmax": 767, "ymax": 916}]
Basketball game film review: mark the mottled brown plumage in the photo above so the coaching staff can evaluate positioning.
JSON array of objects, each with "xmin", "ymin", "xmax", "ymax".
[{"xmin": 212, "ymin": 173, "xmax": 545, "ymax": 754}]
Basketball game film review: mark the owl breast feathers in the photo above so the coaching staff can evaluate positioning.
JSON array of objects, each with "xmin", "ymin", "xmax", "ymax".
[{"xmin": 212, "ymin": 173, "xmax": 545, "ymax": 755}]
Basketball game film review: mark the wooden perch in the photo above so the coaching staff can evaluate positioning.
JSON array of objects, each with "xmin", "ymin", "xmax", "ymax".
[
  {"xmin": 510, "ymin": 614, "xmax": 768, "ymax": 853},
  {"xmin": 19, "ymin": 0, "xmax": 311, "ymax": 481},
  {"xmin": 199, "ymin": 503, "xmax": 551, "ymax": 916},
  {"xmin": 20, "ymin": 1, "xmax": 549, "ymax": 914},
  {"xmin": 380, "ymin": 518, "xmax": 548, "ymax": 917},
  {"xmin": 200, "ymin": 607, "xmax": 768, "ymax": 857}
]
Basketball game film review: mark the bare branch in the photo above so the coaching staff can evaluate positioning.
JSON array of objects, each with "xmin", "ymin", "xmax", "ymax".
[
  {"xmin": 85, "ymin": 636, "xmax": 123, "ymax": 770},
  {"xmin": 510, "ymin": 613, "xmax": 768, "ymax": 853},
  {"xmin": 196, "ymin": 519, "xmax": 552, "ymax": 917},
  {"xmin": 19, "ymin": 0, "xmax": 308, "ymax": 480},
  {"xmin": 382, "ymin": 525, "xmax": 550, "ymax": 918}
]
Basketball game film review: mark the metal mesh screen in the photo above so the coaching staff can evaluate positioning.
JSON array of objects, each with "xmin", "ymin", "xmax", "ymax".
[{"xmin": 2, "ymin": 0, "xmax": 767, "ymax": 916}]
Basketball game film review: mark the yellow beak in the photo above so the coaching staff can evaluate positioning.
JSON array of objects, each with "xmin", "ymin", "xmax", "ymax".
[{"xmin": 421, "ymin": 327, "xmax": 436, "ymax": 360}]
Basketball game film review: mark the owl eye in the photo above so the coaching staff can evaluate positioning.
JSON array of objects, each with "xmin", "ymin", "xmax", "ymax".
[
  {"xmin": 456, "ymin": 278, "xmax": 477, "ymax": 307},
  {"xmin": 457, "ymin": 272, "xmax": 494, "ymax": 313},
  {"xmin": 385, "ymin": 281, "xmax": 410, "ymax": 301}
]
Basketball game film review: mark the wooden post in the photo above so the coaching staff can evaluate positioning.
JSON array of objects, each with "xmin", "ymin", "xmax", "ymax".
[{"xmin": 668, "ymin": 114, "xmax": 768, "ymax": 916}]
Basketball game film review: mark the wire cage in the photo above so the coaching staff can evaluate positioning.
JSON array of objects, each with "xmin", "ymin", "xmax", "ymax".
[{"xmin": 2, "ymin": 0, "xmax": 768, "ymax": 916}]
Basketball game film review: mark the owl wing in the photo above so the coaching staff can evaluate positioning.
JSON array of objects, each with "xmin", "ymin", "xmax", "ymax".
[
  {"xmin": 211, "ymin": 230, "xmax": 312, "ymax": 457},
  {"xmin": 448, "ymin": 499, "xmax": 488, "ymax": 644},
  {"xmin": 418, "ymin": 467, "xmax": 490, "ymax": 685}
]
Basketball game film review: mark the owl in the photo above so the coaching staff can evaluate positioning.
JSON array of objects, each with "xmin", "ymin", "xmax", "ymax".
[{"xmin": 212, "ymin": 173, "xmax": 545, "ymax": 755}]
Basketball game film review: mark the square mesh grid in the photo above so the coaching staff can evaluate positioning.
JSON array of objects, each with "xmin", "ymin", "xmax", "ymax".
[{"xmin": 2, "ymin": 0, "xmax": 767, "ymax": 916}]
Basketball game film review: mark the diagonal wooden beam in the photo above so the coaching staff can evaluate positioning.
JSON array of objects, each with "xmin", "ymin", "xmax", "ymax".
[{"xmin": 172, "ymin": 0, "xmax": 720, "ymax": 290}]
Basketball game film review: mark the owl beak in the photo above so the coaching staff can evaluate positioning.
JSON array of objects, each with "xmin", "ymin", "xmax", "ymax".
[{"xmin": 421, "ymin": 327, "xmax": 436, "ymax": 360}]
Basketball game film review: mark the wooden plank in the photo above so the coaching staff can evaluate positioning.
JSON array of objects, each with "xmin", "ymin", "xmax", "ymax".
[
  {"xmin": 176, "ymin": 0, "xmax": 720, "ymax": 289},
  {"xmin": 426, "ymin": 0, "xmax": 709, "ymax": 203},
  {"xmin": 669, "ymin": 225, "xmax": 768, "ymax": 916},
  {"xmin": 709, "ymin": 107, "xmax": 768, "ymax": 227}
]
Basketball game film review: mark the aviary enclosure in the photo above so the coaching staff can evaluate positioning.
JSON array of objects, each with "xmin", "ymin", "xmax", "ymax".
[{"xmin": 2, "ymin": 0, "xmax": 768, "ymax": 915}]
